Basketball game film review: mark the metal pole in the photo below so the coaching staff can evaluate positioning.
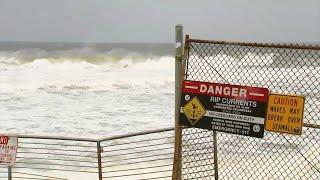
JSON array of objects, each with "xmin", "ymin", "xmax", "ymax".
[
  {"xmin": 213, "ymin": 131, "xmax": 219, "ymax": 180},
  {"xmin": 97, "ymin": 142, "xmax": 102, "ymax": 180},
  {"xmin": 8, "ymin": 166, "xmax": 12, "ymax": 180},
  {"xmin": 172, "ymin": 24, "xmax": 184, "ymax": 180}
]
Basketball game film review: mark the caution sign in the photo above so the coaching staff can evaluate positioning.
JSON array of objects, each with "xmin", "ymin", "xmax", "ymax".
[
  {"xmin": 0, "ymin": 136, "xmax": 18, "ymax": 166},
  {"xmin": 266, "ymin": 94, "xmax": 305, "ymax": 135},
  {"xmin": 182, "ymin": 96, "xmax": 206, "ymax": 125},
  {"xmin": 179, "ymin": 80, "xmax": 269, "ymax": 138}
]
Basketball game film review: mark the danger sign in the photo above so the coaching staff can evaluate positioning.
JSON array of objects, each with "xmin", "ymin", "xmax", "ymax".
[
  {"xmin": 0, "ymin": 136, "xmax": 18, "ymax": 166},
  {"xmin": 266, "ymin": 94, "xmax": 305, "ymax": 135},
  {"xmin": 180, "ymin": 80, "xmax": 269, "ymax": 138}
]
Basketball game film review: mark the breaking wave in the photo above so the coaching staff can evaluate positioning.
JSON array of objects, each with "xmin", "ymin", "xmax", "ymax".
[
  {"xmin": 0, "ymin": 42, "xmax": 173, "ymax": 65},
  {"xmin": 0, "ymin": 48, "xmax": 170, "ymax": 66},
  {"xmin": 0, "ymin": 54, "xmax": 175, "ymax": 92}
]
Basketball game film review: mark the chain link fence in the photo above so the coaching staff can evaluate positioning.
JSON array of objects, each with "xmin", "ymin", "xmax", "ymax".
[{"xmin": 181, "ymin": 38, "xmax": 320, "ymax": 180}]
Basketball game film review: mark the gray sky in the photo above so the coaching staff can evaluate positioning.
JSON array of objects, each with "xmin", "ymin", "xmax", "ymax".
[{"xmin": 0, "ymin": 0, "xmax": 319, "ymax": 43}]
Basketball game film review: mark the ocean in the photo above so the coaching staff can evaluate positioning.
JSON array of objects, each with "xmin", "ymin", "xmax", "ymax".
[{"xmin": 0, "ymin": 42, "xmax": 175, "ymax": 138}]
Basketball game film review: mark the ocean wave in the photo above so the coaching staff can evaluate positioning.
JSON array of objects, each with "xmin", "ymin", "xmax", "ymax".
[
  {"xmin": 63, "ymin": 85, "xmax": 91, "ymax": 90},
  {"xmin": 0, "ymin": 45, "xmax": 172, "ymax": 65},
  {"xmin": 1, "ymin": 56, "xmax": 175, "ymax": 91}
]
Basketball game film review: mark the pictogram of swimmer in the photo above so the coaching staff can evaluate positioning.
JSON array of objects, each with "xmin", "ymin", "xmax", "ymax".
[{"xmin": 192, "ymin": 103, "xmax": 198, "ymax": 118}]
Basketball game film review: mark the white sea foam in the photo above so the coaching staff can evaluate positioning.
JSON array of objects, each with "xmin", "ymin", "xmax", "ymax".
[
  {"xmin": 0, "ymin": 55, "xmax": 175, "ymax": 138},
  {"xmin": 1, "ymin": 56, "xmax": 174, "ymax": 90}
]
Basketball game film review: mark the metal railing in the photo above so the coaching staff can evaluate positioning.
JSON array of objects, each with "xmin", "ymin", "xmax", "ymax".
[
  {"xmin": 0, "ymin": 127, "xmax": 175, "ymax": 180},
  {"xmin": 100, "ymin": 128, "xmax": 175, "ymax": 180}
]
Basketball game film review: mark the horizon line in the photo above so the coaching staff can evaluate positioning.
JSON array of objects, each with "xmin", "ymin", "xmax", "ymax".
[{"xmin": 0, "ymin": 40, "xmax": 174, "ymax": 44}]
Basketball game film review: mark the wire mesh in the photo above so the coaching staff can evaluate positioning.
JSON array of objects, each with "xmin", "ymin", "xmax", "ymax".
[
  {"xmin": 181, "ymin": 128, "xmax": 215, "ymax": 179},
  {"xmin": 182, "ymin": 38, "xmax": 320, "ymax": 179},
  {"xmin": 100, "ymin": 128, "xmax": 175, "ymax": 180}
]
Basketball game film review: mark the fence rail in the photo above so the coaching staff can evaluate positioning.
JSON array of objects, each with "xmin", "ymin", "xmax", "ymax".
[
  {"xmin": 0, "ymin": 127, "xmax": 175, "ymax": 180},
  {"xmin": 100, "ymin": 128, "xmax": 175, "ymax": 180}
]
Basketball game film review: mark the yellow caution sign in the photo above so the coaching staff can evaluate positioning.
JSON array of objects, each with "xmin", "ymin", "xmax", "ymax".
[
  {"xmin": 182, "ymin": 96, "xmax": 206, "ymax": 125},
  {"xmin": 266, "ymin": 94, "xmax": 305, "ymax": 135}
]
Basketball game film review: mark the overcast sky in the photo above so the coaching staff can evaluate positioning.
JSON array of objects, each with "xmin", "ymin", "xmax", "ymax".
[{"xmin": 0, "ymin": 0, "xmax": 319, "ymax": 43}]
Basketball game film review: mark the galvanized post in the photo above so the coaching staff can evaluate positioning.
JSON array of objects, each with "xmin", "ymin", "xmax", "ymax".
[
  {"xmin": 172, "ymin": 24, "xmax": 184, "ymax": 180},
  {"xmin": 8, "ymin": 166, "xmax": 12, "ymax": 180},
  {"xmin": 213, "ymin": 131, "xmax": 219, "ymax": 180},
  {"xmin": 97, "ymin": 142, "xmax": 102, "ymax": 180}
]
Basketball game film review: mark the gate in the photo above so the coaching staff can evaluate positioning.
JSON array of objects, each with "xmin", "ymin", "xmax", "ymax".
[{"xmin": 173, "ymin": 25, "xmax": 320, "ymax": 179}]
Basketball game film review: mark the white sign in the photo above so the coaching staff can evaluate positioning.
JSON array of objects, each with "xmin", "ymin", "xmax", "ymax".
[{"xmin": 0, "ymin": 136, "xmax": 18, "ymax": 166}]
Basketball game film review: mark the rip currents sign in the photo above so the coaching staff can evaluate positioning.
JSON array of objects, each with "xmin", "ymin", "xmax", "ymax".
[{"xmin": 179, "ymin": 80, "xmax": 269, "ymax": 138}]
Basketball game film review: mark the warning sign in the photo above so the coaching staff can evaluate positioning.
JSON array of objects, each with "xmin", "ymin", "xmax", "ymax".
[
  {"xmin": 0, "ymin": 136, "xmax": 18, "ymax": 166},
  {"xmin": 182, "ymin": 96, "xmax": 206, "ymax": 125},
  {"xmin": 179, "ymin": 80, "xmax": 269, "ymax": 138},
  {"xmin": 266, "ymin": 94, "xmax": 305, "ymax": 135}
]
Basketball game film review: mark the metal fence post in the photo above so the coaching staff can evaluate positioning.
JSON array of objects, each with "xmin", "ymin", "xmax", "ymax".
[
  {"xmin": 8, "ymin": 166, "xmax": 12, "ymax": 180},
  {"xmin": 172, "ymin": 24, "xmax": 184, "ymax": 180},
  {"xmin": 213, "ymin": 131, "xmax": 219, "ymax": 180},
  {"xmin": 97, "ymin": 142, "xmax": 102, "ymax": 180}
]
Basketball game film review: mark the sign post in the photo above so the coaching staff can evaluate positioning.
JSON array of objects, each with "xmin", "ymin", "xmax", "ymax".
[
  {"xmin": 172, "ymin": 24, "xmax": 184, "ymax": 180},
  {"xmin": 8, "ymin": 166, "xmax": 12, "ymax": 180},
  {"xmin": 180, "ymin": 80, "xmax": 269, "ymax": 138}
]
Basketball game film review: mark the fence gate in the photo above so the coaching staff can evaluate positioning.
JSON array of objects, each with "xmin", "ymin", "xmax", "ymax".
[{"xmin": 173, "ymin": 30, "xmax": 320, "ymax": 179}]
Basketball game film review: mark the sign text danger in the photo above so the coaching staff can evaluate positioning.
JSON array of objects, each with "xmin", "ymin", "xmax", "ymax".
[{"xmin": 199, "ymin": 84, "xmax": 247, "ymax": 97}]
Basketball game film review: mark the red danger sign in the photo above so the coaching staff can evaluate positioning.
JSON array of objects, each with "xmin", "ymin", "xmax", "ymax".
[
  {"xmin": 183, "ymin": 81, "xmax": 268, "ymax": 102},
  {"xmin": 180, "ymin": 80, "xmax": 269, "ymax": 138}
]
